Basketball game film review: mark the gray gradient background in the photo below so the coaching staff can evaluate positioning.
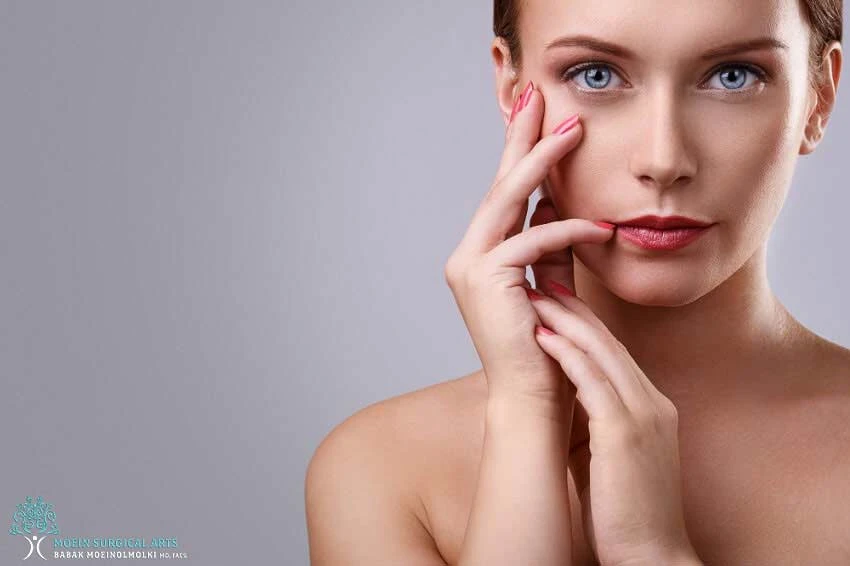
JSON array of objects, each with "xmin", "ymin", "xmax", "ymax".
[{"xmin": 1, "ymin": 1, "xmax": 848, "ymax": 565}]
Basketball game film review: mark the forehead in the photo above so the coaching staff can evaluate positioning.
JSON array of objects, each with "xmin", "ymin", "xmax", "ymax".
[{"xmin": 520, "ymin": 0, "xmax": 808, "ymax": 59}]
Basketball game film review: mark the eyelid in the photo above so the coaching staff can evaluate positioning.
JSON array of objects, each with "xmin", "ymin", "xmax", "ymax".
[
  {"xmin": 560, "ymin": 60, "xmax": 629, "ymax": 88},
  {"xmin": 559, "ymin": 60, "xmax": 770, "ymax": 92},
  {"xmin": 701, "ymin": 61, "xmax": 770, "ymax": 85}
]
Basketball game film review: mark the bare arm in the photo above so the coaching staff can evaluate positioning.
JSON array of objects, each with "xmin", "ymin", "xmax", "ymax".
[
  {"xmin": 456, "ymin": 394, "xmax": 575, "ymax": 566},
  {"xmin": 305, "ymin": 407, "xmax": 448, "ymax": 566}
]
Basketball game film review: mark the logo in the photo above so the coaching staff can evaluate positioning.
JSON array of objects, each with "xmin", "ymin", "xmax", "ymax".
[
  {"xmin": 8, "ymin": 496, "xmax": 59, "ymax": 560},
  {"xmin": 7, "ymin": 495, "xmax": 188, "ymax": 561}
]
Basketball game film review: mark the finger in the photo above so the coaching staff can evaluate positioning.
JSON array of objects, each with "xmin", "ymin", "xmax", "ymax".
[
  {"xmin": 500, "ymin": 84, "xmax": 543, "ymax": 243},
  {"xmin": 495, "ymin": 81, "xmax": 543, "ymax": 186},
  {"xmin": 533, "ymin": 326, "xmax": 625, "ymax": 421},
  {"xmin": 529, "ymin": 198, "xmax": 575, "ymax": 297},
  {"xmin": 487, "ymin": 218, "xmax": 614, "ymax": 270},
  {"xmin": 461, "ymin": 113, "xmax": 584, "ymax": 255},
  {"xmin": 542, "ymin": 285, "xmax": 663, "ymax": 403},
  {"xmin": 529, "ymin": 295, "xmax": 651, "ymax": 410},
  {"xmin": 463, "ymin": 82, "xmax": 539, "ymax": 258},
  {"xmin": 507, "ymin": 197, "xmax": 530, "ymax": 245},
  {"xmin": 542, "ymin": 281, "xmax": 603, "ymax": 332}
]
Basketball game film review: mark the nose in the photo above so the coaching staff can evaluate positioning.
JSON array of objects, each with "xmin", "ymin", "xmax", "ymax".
[{"xmin": 628, "ymin": 84, "xmax": 697, "ymax": 190}]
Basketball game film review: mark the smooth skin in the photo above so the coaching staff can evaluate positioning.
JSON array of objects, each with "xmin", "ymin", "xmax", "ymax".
[
  {"xmin": 308, "ymin": 82, "xmax": 617, "ymax": 565},
  {"xmin": 306, "ymin": 0, "xmax": 848, "ymax": 564},
  {"xmin": 305, "ymin": 83, "xmax": 697, "ymax": 566},
  {"xmin": 449, "ymin": 83, "xmax": 699, "ymax": 565}
]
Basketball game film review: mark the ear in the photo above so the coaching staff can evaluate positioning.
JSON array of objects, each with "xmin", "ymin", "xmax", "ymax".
[
  {"xmin": 491, "ymin": 37, "xmax": 522, "ymax": 128},
  {"xmin": 799, "ymin": 41, "xmax": 842, "ymax": 155}
]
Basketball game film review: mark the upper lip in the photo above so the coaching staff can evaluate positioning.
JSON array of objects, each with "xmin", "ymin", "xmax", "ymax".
[{"xmin": 614, "ymin": 215, "xmax": 714, "ymax": 229}]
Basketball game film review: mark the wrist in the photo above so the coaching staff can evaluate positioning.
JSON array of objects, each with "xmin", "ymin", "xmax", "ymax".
[
  {"xmin": 616, "ymin": 543, "xmax": 702, "ymax": 566},
  {"xmin": 486, "ymin": 390, "xmax": 566, "ymax": 425},
  {"xmin": 663, "ymin": 548, "xmax": 703, "ymax": 566}
]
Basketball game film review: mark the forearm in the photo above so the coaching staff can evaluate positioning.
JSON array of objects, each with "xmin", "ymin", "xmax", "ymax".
[{"xmin": 456, "ymin": 393, "xmax": 573, "ymax": 566}]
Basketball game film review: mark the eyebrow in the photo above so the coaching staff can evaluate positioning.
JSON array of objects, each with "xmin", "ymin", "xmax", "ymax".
[{"xmin": 544, "ymin": 34, "xmax": 789, "ymax": 60}]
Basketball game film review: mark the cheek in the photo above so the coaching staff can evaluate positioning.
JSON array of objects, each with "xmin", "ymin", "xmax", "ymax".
[
  {"xmin": 543, "ymin": 121, "xmax": 624, "ymax": 219},
  {"xmin": 543, "ymin": 91, "xmax": 800, "ymax": 227},
  {"xmin": 701, "ymin": 96, "xmax": 796, "ymax": 177},
  {"xmin": 698, "ymin": 95, "xmax": 800, "ymax": 234}
]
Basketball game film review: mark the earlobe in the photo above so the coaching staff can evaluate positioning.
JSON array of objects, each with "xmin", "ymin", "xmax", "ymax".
[
  {"xmin": 799, "ymin": 91, "xmax": 820, "ymax": 155},
  {"xmin": 799, "ymin": 119, "xmax": 821, "ymax": 155},
  {"xmin": 798, "ymin": 42, "xmax": 842, "ymax": 156}
]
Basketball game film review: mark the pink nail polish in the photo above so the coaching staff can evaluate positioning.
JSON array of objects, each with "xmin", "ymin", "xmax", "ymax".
[
  {"xmin": 552, "ymin": 113, "xmax": 580, "ymax": 135},
  {"xmin": 536, "ymin": 325, "xmax": 556, "ymax": 336},
  {"xmin": 547, "ymin": 280, "xmax": 575, "ymax": 297},
  {"xmin": 593, "ymin": 221, "xmax": 616, "ymax": 230},
  {"xmin": 524, "ymin": 287, "xmax": 546, "ymax": 301}
]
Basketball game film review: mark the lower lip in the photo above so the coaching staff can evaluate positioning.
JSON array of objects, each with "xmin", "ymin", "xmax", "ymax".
[{"xmin": 617, "ymin": 225, "xmax": 712, "ymax": 250}]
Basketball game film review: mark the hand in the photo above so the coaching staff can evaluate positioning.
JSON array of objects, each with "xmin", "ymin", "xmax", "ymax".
[
  {"xmin": 528, "ymin": 288, "xmax": 701, "ymax": 566},
  {"xmin": 444, "ymin": 80, "xmax": 616, "ymax": 405}
]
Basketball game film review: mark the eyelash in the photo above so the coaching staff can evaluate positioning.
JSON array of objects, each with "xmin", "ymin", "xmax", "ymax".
[{"xmin": 559, "ymin": 60, "xmax": 770, "ymax": 94}]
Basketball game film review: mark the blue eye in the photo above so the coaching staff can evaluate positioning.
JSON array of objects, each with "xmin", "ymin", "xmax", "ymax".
[
  {"xmin": 704, "ymin": 63, "xmax": 768, "ymax": 90},
  {"xmin": 560, "ymin": 63, "xmax": 624, "ymax": 90},
  {"xmin": 560, "ymin": 61, "xmax": 769, "ymax": 93}
]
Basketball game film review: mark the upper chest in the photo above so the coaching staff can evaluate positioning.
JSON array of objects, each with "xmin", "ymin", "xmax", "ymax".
[
  {"xmin": 673, "ymin": 398, "xmax": 850, "ymax": 564},
  {"xmin": 421, "ymin": 395, "xmax": 850, "ymax": 566}
]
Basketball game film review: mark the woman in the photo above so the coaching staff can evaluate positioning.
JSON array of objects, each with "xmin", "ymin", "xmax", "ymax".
[{"xmin": 306, "ymin": 0, "xmax": 845, "ymax": 564}]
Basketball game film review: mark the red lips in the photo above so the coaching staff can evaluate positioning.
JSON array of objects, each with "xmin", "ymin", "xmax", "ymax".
[{"xmin": 614, "ymin": 215, "xmax": 713, "ymax": 229}]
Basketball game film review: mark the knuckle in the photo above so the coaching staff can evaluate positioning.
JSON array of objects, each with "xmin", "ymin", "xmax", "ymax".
[
  {"xmin": 445, "ymin": 251, "xmax": 479, "ymax": 290},
  {"xmin": 525, "ymin": 222, "xmax": 551, "ymax": 242},
  {"xmin": 631, "ymin": 405, "xmax": 658, "ymax": 429},
  {"xmin": 443, "ymin": 264, "xmax": 457, "ymax": 288},
  {"xmin": 640, "ymin": 402, "xmax": 678, "ymax": 436},
  {"xmin": 443, "ymin": 255, "xmax": 461, "ymax": 286},
  {"xmin": 463, "ymin": 257, "xmax": 490, "ymax": 290},
  {"xmin": 591, "ymin": 327, "xmax": 616, "ymax": 350},
  {"xmin": 662, "ymin": 399, "xmax": 680, "ymax": 424},
  {"xmin": 611, "ymin": 420, "xmax": 642, "ymax": 449}
]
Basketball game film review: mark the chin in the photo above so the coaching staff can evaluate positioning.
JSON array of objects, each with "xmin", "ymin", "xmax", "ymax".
[
  {"xmin": 575, "ymin": 248, "xmax": 718, "ymax": 307},
  {"xmin": 613, "ymin": 274, "xmax": 713, "ymax": 307}
]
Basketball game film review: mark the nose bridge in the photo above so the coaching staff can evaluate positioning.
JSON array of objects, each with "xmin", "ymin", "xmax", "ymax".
[{"xmin": 629, "ymin": 80, "xmax": 695, "ymax": 189}]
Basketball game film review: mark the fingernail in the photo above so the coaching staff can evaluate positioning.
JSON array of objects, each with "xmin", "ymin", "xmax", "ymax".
[
  {"xmin": 547, "ymin": 280, "xmax": 575, "ymax": 297},
  {"xmin": 509, "ymin": 81, "xmax": 534, "ymax": 125},
  {"xmin": 536, "ymin": 325, "xmax": 556, "ymax": 336},
  {"xmin": 552, "ymin": 113, "xmax": 580, "ymax": 135},
  {"xmin": 524, "ymin": 287, "xmax": 546, "ymax": 301},
  {"xmin": 593, "ymin": 221, "xmax": 616, "ymax": 230}
]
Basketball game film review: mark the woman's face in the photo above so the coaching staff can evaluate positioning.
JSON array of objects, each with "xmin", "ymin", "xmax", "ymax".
[{"xmin": 512, "ymin": 0, "xmax": 824, "ymax": 306}]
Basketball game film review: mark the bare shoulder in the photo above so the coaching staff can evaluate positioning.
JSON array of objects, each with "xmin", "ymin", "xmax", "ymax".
[
  {"xmin": 305, "ymin": 370, "xmax": 486, "ymax": 566},
  {"xmin": 802, "ymin": 332, "xmax": 850, "ymax": 397},
  {"xmin": 815, "ymin": 334, "xmax": 850, "ymax": 374}
]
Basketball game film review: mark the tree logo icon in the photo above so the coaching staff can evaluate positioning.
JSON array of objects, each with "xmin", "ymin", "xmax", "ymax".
[{"xmin": 8, "ymin": 496, "xmax": 59, "ymax": 560}]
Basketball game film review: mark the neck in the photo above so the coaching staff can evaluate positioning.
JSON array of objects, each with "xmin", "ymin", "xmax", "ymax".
[{"xmin": 573, "ymin": 243, "xmax": 804, "ymax": 405}]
